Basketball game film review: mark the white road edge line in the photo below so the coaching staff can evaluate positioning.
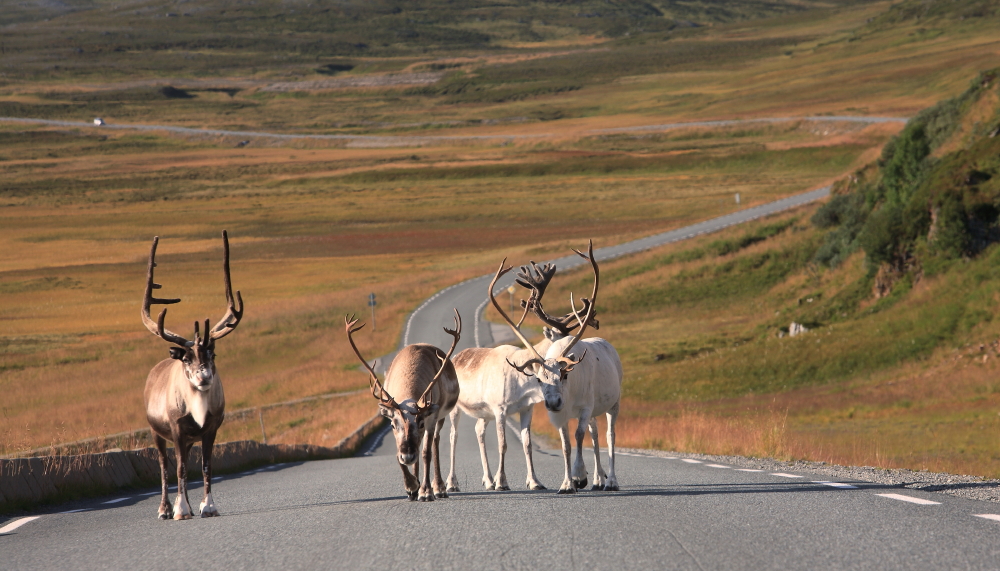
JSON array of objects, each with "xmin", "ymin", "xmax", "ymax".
[
  {"xmin": 0, "ymin": 516, "xmax": 40, "ymax": 534},
  {"xmin": 58, "ymin": 509, "xmax": 89, "ymax": 514},
  {"xmin": 813, "ymin": 481, "xmax": 858, "ymax": 489},
  {"xmin": 973, "ymin": 514, "xmax": 1000, "ymax": 522},
  {"xmin": 102, "ymin": 497, "xmax": 130, "ymax": 504},
  {"xmin": 771, "ymin": 473, "xmax": 804, "ymax": 478},
  {"xmin": 876, "ymin": 493, "xmax": 941, "ymax": 505}
]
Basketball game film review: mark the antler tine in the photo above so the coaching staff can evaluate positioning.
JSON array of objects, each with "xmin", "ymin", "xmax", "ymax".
[
  {"xmin": 506, "ymin": 356, "xmax": 543, "ymax": 375},
  {"xmin": 489, "ymin": 258, "xmax": 544, "ymax": 361},
  {"xmin": 141, "ymin": 236, "xmax": 192, "ymax": 347},
  {"xmin": 561, "ymin": 240, "xmax": 598, "ymax": 358},
  {"xmin": 344, "ymin": 314, "xmax": 394, "ymax": 405},
  {"xmin": 420, "ymin": 309, "xmax": 462, "ymax": 408},
  {"xmin": 211, "ymin": 230, "xmax": 245, "ymax": 341}
]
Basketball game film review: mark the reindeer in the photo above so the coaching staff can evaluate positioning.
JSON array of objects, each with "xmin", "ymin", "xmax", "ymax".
[
  {"xmin": 347, "ymin": 310, "xmax": 461, "ymax": 501},
  {"xmin": 141, "ymin": 231, "xmax": 244, "ymax": 520},
  {"xmin": 502, "ymin": 242, "xmax": 623, "ymax": 493},
  {"xmin": 444, "ymin": 259, "xmax": 595, "ymax": 493}
]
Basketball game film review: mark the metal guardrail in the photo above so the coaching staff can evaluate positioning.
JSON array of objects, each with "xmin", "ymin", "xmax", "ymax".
[{"xmin": 2, "ymin": 388, "xmax": 367, "ymax": 459}]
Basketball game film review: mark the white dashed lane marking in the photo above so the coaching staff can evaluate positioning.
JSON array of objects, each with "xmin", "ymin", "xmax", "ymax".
[
  {"xmin": 102, "ymin": 498, "xmax": 130, "ymax": 504},
  {"xmin": 681, "ymin": 459, "xmax": 703, "ymax": 464},
  {"xmin": 813, "ymin": 481, "xmax": 858, "ymax": 489},
  {"xmin": 973, "ymin": 514, "xmax": 1000, "ymax": 522},
  {"xmin": 876, "ymin": 493, "xmax": 942, "ymax": 505},
  {"xmin": 0, "ymin": 517, "xmax": 40, "ymax": 534},
  {"xmin": 705, "ymin": 464, "xmax": 729, "ymax": 468},
  {"xmin": 58, "ymin": 509, "xmax": 90, "ymax": 514},
  {"xmin": 735, "ymin": 469, "xmax": 763, "ymax": 472},
  {"xmin": 771, "ymin": 473, "xmax": 804, "ymax": 479}
]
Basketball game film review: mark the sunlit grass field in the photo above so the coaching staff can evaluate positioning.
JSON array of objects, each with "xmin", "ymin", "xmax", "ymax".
[{"xmin": 3, "ymin": 0, "xmax": 1000, "ymax": 478}]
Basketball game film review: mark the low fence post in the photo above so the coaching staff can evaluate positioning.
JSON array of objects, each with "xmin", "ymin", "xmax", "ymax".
[{"xmin": 258, "ymin": 408, "xmax": 268, "ymax": 444}]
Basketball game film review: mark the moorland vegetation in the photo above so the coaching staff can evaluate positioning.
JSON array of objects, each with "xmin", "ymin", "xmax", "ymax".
[{"xmin": 3, "ymin": 0, "xmax": 1000, "ymax": 479}]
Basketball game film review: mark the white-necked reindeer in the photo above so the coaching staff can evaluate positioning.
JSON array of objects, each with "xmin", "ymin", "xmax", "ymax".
[
  {"xmin": 505, "ymin": 242, "xmax": 623, "ymax": 493},
  {"xmin": 347, "ymin": 311, "xmax": 461, "ymax": 501},
  {"xmin": 141, "ymin": 231, "xmax": 244, "ymax": 520},
  {"xmin": 445, "ymin": 259, "xmax": 595, "ymax": 492}
]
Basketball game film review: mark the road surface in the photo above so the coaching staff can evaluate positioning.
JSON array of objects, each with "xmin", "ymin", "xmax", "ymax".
[
  {"xmin": 389, "ymin": 186, "xmax": 832, "ymax": 372},
  {"xmin": 3, "ymin": 420, "xmax": 1000, "ymax": 569}
]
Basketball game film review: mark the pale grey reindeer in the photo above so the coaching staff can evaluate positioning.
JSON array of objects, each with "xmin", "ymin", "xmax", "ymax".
[
  {"xmin": 445, "ymin": 259, "xmax": 596, "ymax": 493},
  {"xmin": 505, "ymin": 242, "xmax": 623, "ymax": 493},
  {"xmin": 347, "ymin": 311, "xmax": 461, "ymax": 501},
  {"xmin": 141, "ymin": 231, "xmax": 244, "ymax": 520}
]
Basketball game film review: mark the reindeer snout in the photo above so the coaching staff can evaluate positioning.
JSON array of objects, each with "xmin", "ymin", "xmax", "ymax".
[
  {"xmin": 399, "ymin": 452, "xmax": 416, "ymax": 465},
  {"xmin": 546, "ymin": 397, "xmax": 563, "ymax": 412}
]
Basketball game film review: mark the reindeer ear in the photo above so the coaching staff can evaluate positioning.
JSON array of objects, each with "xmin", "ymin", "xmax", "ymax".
[
  {"xmin": 378, "ymin": 404, "xmax": 394, "ymax": 418},
  {"xmin": 169, "ymin": 347, "xmax": 186, "ymax": 360},
  {"xmin": 420, "ymin": 403, "xmax": 441, "ymax": 418}
]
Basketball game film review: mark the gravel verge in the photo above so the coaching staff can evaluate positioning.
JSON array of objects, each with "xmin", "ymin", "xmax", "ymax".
[{"xmin": 620, "ymin": 447, "xmax": 1000, "ymax": 503}]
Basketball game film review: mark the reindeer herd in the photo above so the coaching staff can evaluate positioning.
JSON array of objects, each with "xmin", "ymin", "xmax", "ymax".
[{"xmin": 140, "ymin": 232, "xmax": 621, "ymax": 519}]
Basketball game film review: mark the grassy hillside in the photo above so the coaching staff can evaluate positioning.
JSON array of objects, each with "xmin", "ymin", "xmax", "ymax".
[
  {"xmin": 3, "ymin": 0, "xmax": 1000, "ymax": 475},
  {"xmin": 522, "ymin": 67, "xmax": 1000, "ymax": 476}
]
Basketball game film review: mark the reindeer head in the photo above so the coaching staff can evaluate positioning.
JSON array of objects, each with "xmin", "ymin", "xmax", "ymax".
[
  {"xmin": 142, "ymin": 231, "xmax": 244, "ymax": 393},
  {"xmin": 346, "ymin": 310, "xmax": 460, "ymax": 466},
  {"xmin": 492, "ymin": 241, "xmax": 599, "ymax": 412}
]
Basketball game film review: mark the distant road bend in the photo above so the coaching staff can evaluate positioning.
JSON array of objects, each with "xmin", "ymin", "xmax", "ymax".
[
  {"xmin": 390, "ymin": 185, "xmax": 833, "ymax": 369},
  {"xmin": 0, "ymin": 115, "xmax": 906, "ymax": 146}
]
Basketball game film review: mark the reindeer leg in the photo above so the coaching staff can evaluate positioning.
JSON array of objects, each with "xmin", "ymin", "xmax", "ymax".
[
  {"xmin": 520, "ymin": 408, "xmax": 545, "ymax": 490},
  {"xmin": 172, "ymin": 437, "xmax": 193, "ymax": 520},
  {"xmin": 556, "ymin": 424, "xmax": 576, "ymax": 494},
  {"xmin": 417, "ymin": 428, "xmax": 435, "ymax": 502},
  {"xmin": 399, "ymin": 461, "xmax": 419, "ymax": 501},
  {"xmin": 493, "ymin": 407, "xmax": 510, "ymax": 491},
  {"xmin": 432, "ymin": 418, "xmax": 448, "ymax": 498},
  {"xmin": 588, "ymin": 418, "xmax": 607, "ymax": 491},
  {"xmin": 153, "ymin": 434, "xmax": 173, "ymax": 520},
  {"xmin": 572, "ymin": 412, "xmax": 591, "ymax": 490},
  {"xmin": 199, "ymin": 429, "xmax": 220, "ymax": 517},
  {"xmin": 475, "ymin": 417, "xmax": 495, "ymax": 490},
  {"xmin": 604, "ymin": 401, "xmax": 620, "ymax": 491},
  {"xmin": 445, "ymin": 407, "xmax": 461, "ymax": 492}
]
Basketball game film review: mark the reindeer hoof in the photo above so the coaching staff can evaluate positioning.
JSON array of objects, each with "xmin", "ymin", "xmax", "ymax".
[
  {"xmin": 529, "ymin": 483, "xmax": 547, "ymax": 490},
  {"xmin": 407, "ymin": 490, "xmax": 418, "ymax": 501},
  {"xmin": 557, "ymin": 487, "xmax": 577, "ymax": 494},
  {"xmin": 604, "ymin": 484, "xmax": 620, "ymax": 492},
  {"xmin": 173, "ymin": 513, "xmax": 192, "ymax": 521},
  {"xmin": 434, "ymin": 490, "xmax": 448, "ymax": 499},
  {"xmin": 418, "ymin": 493, "xmax": 434, "ymax": 502},
  {"xmin": 158, "ymin": 512, "xmax": 171, "ymax": 520},
  {"xmin": 591, "ymin": 484, "xmax": 604, "ymax": 491},
  {"xmin": 200, "ymin": 510, "xmax": 219, "ymax": 518},
  {"xmin": 446, "ymin": 486, "xmax": 460, "ymax": 493},
  {"xmin": 572, "ymin": 477, "xmax": 588, "ymax": 489},
  {"xmin": 495, "ymin": 485, "xmax": 511, "ymax": 491}
]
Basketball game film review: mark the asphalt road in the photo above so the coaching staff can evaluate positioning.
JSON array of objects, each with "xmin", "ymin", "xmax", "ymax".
[
  {"xmin": 0, "ymin": 115, "xmax": 905, "ymax": 147},
  {"xmin": 388, "ymin": 185, "xmax": 832, "ymax": 373},
  {"xmin": 4, "ymin": 421, "xmax": 1000, "ymax": 570}
]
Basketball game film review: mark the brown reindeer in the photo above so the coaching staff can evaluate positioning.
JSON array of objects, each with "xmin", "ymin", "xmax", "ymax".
[
  {"xmin": 141, "ymin": 231, "xmax": 244, "ymax": 520},
  {"xmin": 346, "ymin": 310, "xmax": 460, "ymax": 501}
]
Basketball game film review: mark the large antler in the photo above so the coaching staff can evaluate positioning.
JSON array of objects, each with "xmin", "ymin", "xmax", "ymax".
[
  {"xmin": 560, "ymin": 240, "xmax": 599, "ymax": 359},
  {"xmin": 209, "ymin": 230, "xmax": 244, "ymax": 340},
  {"xmin": 417, "ymin": 309, "xmax": 461, "ymax": 409},
  {"xmin": 516, "ymin": 261, "xmax": 599, "ymax": 336},
  {"xmin": 345, "ymin": 315, "xmax": 396, "ymax": 407},
  {"xmin": 489, "ymin": 258, "xmax": 545, "ymax": 362},
  {"xmin": 141, "ymin": 236, "xmax": 193, "ymax": 347}
]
